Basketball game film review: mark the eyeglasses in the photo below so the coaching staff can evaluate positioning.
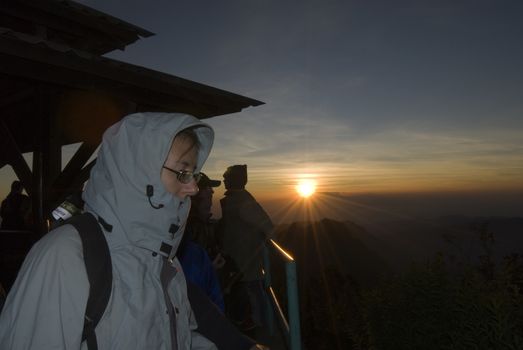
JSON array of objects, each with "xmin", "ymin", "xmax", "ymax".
[{"xmin": 162, "ymin": 166, "xmax": 202, "ymax": 184}]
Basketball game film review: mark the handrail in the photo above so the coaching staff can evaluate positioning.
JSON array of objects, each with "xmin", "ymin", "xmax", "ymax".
[{"xmin": 263, "ymin": 239, "xmax": 302, "ymax": 350}]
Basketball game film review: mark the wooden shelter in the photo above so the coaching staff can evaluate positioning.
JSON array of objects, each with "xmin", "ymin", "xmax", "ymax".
[{"xmin": 0, "ymin": 0, "xmax": 263, "ymax": 233}]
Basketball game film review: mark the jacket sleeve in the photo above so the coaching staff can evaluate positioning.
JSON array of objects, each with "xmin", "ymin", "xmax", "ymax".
[
  {"xmin": 190, "ymin": 330, "xmax": 218, "ymax": 350},
  {"xmin": 0, "ymin": 225, "xmax": 89, "ymax": 349},
  {"xmin": 187, "ymin": 281, "xmax": 255, "ymax": 350}
]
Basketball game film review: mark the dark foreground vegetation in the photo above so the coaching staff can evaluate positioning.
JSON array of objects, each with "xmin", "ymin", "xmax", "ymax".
[{"xmin": 274, "ymin": 219, "xmax": 523, "ymax": 350}]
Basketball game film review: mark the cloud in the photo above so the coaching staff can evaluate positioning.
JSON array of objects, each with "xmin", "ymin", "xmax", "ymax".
[{"xmin": 54, "ymin": 0, "xmax": 523, "ymax": 200}]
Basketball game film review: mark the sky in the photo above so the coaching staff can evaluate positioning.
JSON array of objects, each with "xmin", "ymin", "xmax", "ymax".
[{"xmin": 1, "ymin": 0, "xmax": 522, "ymax": 219}]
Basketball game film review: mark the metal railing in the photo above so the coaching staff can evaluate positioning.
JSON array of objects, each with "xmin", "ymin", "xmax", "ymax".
[{"xmin": 263, "ymin": 239, "xmax": 302, "ymax": 350}]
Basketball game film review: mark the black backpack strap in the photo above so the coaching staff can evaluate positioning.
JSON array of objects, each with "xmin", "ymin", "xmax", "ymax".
[{"xmin": 68, "ymin": 212, "xmax": 112, "ymax": 350}]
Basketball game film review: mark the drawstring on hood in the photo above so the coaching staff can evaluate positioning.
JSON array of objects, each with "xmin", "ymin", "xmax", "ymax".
[{"xmin": 83, "ymin": 112, "xmax": 214, "ymax": 259}]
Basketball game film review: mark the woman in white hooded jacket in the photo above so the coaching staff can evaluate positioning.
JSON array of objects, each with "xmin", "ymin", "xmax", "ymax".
[{"xmin": 0, "ymin": 113, "xmax": 217, "ymax": 349}]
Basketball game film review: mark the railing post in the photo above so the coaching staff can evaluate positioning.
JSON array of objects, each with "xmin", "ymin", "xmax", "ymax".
[
  {"xmin": 263, "ymin": 244, "xmax": 275, "ymax": 335},
  {"xmin": 263, "ymin": 244, "xmax": 271, "ymax": 289},
  {"xmin": 286, "ymin": 260, "xmax": 302, "ymax": 350},
  {"xmin": 267, "ymin": 239, "xmax": 302, "ymax": 350}
]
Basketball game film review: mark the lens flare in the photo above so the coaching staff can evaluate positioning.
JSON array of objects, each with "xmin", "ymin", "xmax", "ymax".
[{"xmin": 296, "ymin": 180, "xmax": 316, "ymax": 198}]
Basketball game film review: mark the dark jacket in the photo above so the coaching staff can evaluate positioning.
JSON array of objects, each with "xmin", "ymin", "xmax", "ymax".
[{"xmin": 219, "ymin": 189, "xmax": 273, "ymax": 281}]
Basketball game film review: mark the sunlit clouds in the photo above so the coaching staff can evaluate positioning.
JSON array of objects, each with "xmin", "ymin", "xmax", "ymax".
[
  {"xmin": 204, "ymin": 114, "xmax": 523, "ymax": 201},
  {"xmin": 77, "ymin": 0, "xmax": 523, "ymax": 209},
  {"xmin": 2, "ymin": 0, "xmax": 522, "ymax": 221}
]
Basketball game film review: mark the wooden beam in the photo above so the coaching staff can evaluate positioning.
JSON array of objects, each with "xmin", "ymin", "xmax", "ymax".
[
  {"xmin": 0, "ymin": 35, "xmax": 262, "ymax": 115},
  {"xmin": 31, "ymin": 129, "xmax": 44, "ymax": 234},
  {"xmin": 71, "ymin": 160, "xmax": 96, "ymax": 191},
  {"xmin": 50, "ymin": 142, "xmax": 97, "ymax": 206},
  {"xmin": 0, "ymin": 87, "xmax": 34, "ymax": 108},
  {"xmin": 49, "ymin": 159, "xmax": 95, "ymax": 211},
  {"xmin": 0, "ymin": 120, "xmax": 33, "ymax": 195},
  {"xmin": 53, "ymin": 142, "xmax": 96, "ymax": 188}
]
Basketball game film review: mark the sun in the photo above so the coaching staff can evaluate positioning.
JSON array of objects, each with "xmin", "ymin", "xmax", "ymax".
[{"xmin": 296, "ymin": 179, "xmax": 316, "ymax": 198}]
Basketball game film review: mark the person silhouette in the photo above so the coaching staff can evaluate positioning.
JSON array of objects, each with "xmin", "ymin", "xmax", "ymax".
[
  {"xmin": 218, "ymin": 165, "xmax": 273, "ymax": 330},
  {"xmin": 179, "ymin": 173, "xmax": 225, "ymax": 311},
  {"xmin": 0, "ymin": 180, "xmax": 30, "ymax": 230}
]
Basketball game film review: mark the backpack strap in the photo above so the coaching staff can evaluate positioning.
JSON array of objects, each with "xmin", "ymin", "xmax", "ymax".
[{"xmin": 68, "ymin": 212, "xmax": 112, "ymax": 350}]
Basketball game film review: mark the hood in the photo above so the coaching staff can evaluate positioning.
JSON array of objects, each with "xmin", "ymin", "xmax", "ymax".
[{"xmin": 83, "ymin": 112, "xmax": 214, "ymax": 258}]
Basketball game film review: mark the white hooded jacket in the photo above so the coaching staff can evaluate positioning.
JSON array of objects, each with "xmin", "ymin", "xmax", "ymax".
[{"xmin": 0, "ymin": 113, "xmax": 217, "ymax": 350}]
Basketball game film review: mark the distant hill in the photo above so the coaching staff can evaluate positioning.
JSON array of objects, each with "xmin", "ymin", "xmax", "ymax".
[
  {"xmin": 437, "ymin": 216, "xmax": 523, "ymax": 260},
  {"xmin": 273, "ymin": 218, "xmax": 390, "ymax": 288},
  {"xmin": 271, "ymin": 215, "xmax": 523, "ymax": 286},
  {"xmin": 341, "ymin": 215, "xmax": 523, "ymax": 271}
]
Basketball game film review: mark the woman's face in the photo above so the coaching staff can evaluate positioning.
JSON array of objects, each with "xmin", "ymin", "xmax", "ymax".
[{"xmin": 161, "ymin": 135, "xmax": 199, "ymax": 199}]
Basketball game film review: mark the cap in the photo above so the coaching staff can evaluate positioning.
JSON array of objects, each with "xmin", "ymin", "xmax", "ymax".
[{"xmin": 198, "ymin": 173, "xmax": 221, "ymax": 188}]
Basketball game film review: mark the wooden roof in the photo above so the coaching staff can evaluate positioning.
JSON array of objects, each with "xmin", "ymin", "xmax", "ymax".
[
  {"xmin": 0, "ymin": 1, "xmax": 263, "ymax": 159},
  {"xmin": 0, "ymin": 27, "xmax": 263, "ymax": 154},
  {"xmin": 0, "ymin": 0, "xmax": 154, "ymax": 54},
  {"xmin": 0, "ymin": 0, "xmax": 264, "ymax": 228}
]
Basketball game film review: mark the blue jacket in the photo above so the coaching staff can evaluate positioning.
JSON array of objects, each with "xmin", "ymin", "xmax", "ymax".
[{"xmin": 178, "ymin": 240, "xmax": 225, "ymax": 312}]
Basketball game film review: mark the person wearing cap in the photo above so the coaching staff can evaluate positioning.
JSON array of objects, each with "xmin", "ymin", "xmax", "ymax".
[
  {"xmin": 218, "ymin": 164, "xmax": 274, "ymax": 330},
  {"xmin": 178, "ymin": 172, "xmax": 225, "ymax": 311},
  {"xmin": 187, "ymin": 173, "xmax": 222, "ymax": 252},
  {"xmin": 178, "ymin": 174, "xmax": 269, "ymax": 349}
]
